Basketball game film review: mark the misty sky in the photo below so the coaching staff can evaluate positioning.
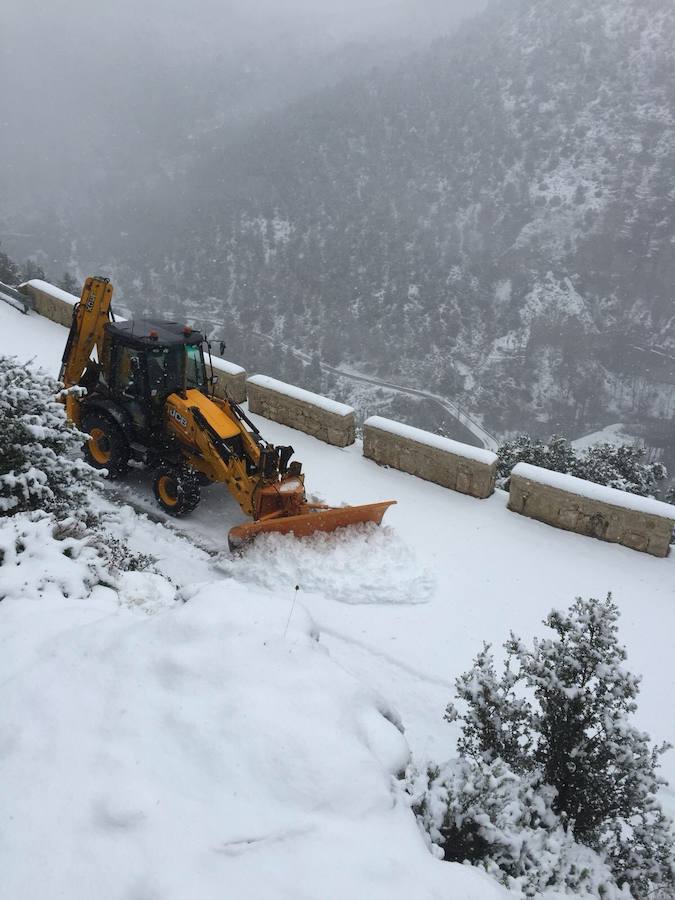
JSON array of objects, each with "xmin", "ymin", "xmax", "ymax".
[{"xmin": 1, "ymin": 0, "xmax": 486, "ymax": 212}]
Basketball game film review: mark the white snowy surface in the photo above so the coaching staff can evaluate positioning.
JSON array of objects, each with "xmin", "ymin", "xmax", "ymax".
[
  {"xmin": 211, "ymin": 355, "xmax": 246, "ymax": 376},
  {"xmin": 1, "ymin": 304, "xmax": 71, "ymax": 374},
  {"xmin": 0, "ymin": 511, "xmax": 507, "ymax": 900},
  {"xmin": 21, "ymin": 277, "xmax": 79, "ymax": 305},
  {"xmin": 572, "ymin": 423, "xmax": 641, "ymax": 451},
  {"xmin": 2, "ymin": 300, "xmax": 675, "ymax": 898},
  {"xmin": 248, "ymin": 373, "xmax": 355, "ymax": 417},
  {"xmin": 512, "ymin": 462, "xmax": 675, "ymax": 520},
  {"xmin": 0, "ymin": 286, "xmax": 29, "ymax": 313},
  {"xmin": 365, "ymin": 414, "xmax": 498, "ymax": 466}
]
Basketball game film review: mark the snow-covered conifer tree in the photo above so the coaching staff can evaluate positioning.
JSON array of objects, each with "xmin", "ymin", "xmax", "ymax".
[
  {"xmin": 497, "ymin": 433, "xmax": 667, "ymax": 498},
  {"xmin": 419, "ymin": 595, "xmax": 675, "ymax": 897},
  {"xmin": 0, "ymin": 357, "xmax": 98, "ymax": 520}
]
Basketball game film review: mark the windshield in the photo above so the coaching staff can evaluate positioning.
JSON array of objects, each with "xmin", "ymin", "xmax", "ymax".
[
  {"xmin": 147, "ymin": 344, "xmax": 206, "ymax": 397},
  {"xmin": 185, "ymin": 344, "xmax": 206, "ymax": 389}
]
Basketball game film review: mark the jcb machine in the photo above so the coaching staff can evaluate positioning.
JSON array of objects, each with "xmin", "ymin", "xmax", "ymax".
[{"xmin": 60, "ymin": 276, "xmax": 395, "ymax": 549}]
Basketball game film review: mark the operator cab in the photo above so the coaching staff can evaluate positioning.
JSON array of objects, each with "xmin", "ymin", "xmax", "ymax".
[{"xmin": 102, "ymin": 319, "xmax": 208, "ymax": 435}]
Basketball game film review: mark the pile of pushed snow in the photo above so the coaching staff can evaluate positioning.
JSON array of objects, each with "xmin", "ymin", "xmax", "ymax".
[
  {"xmin": 0, "ymin": 512, "xmax": 506, "ymax": 900},
  {"xmin": 216, "ymin": 524, "xmax": 436, "ymax": 605}
]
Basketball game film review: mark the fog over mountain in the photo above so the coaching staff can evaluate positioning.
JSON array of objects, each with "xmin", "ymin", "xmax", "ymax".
[
  {"xmin": 0, "ymin": 0, "xmax": 483, "ymax": 211},
  {"xmin": 2, "ymin": 0, "xmax": 674, "ymax": 453}
]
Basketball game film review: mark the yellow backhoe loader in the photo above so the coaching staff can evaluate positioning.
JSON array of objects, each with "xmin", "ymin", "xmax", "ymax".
[{"xmin": 60, "ymin": 276, "xmax": 395, "ymax": 549}]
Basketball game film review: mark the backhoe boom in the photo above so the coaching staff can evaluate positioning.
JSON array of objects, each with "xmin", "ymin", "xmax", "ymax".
[{"xmin": 60, "ymin": 276, "xmax": 114, "ymax": 390}]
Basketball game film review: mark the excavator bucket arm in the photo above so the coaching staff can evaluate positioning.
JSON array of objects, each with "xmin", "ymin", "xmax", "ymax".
[
  {"xmin": 60, "ymin": 276, "xmax": 114, "ymax": 389},
  {"xmin": 59, "ymin": 276, "xmax": 114, "ymax": 424}
]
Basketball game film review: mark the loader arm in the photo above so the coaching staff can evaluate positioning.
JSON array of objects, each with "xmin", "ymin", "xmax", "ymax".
[
  {"xmin": 59, "ymin": 276, "xmax": 114, "ymax": 390},
  {"xmin": 164, "ymin": 388, "xmax": 396, "ymax": 549}
]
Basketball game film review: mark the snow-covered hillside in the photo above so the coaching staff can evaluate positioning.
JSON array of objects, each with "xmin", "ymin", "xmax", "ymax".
[{"xmin": 1, "ymin": 302, "xmax": 674, "ymax": 898}]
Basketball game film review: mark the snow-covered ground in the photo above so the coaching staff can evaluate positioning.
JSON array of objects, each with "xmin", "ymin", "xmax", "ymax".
[
  {"xmin": 2, "ymin": 302, "xmax": 674, "ymax": 898},
  {"xmin": 572, "ymin": 422, "xmax": 642, "ymax": 450}
]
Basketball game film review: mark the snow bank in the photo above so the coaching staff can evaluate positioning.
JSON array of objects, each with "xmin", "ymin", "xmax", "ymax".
[
  {"xmin": 511, "ymin": 462, "xmax": 675, "ymax": 520},
  {"xmin": 364, "ymin": 415, "xmax": 498, "ymax": 466},
  {"xmin": 215, "ymin": 524, "xmax": 436, "ymax": 605},
  {"xmin": 0, "ymin": 512, "xmax": 507, "ymax": 900}
]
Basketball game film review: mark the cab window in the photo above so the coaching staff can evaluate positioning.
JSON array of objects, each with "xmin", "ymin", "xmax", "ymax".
[
  {"xmin": 185, "ymin": 345, "xmax": 206, "ymax": 389},
  {"xmin": 147, "ymin": 347, "xmax": 181, "ymax": 398},
  {"xmin": 115, "ymin": 346, "xmax": 144, "ymax": 397},
  {"xmin": 146, "ymin": 345, "xmax": 205, "ymax": 397}
]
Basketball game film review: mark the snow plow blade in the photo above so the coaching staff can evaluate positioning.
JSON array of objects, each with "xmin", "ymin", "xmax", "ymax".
[{"xmin": 228, "ymin": 500, "xmax": 396, "ymax": 551}]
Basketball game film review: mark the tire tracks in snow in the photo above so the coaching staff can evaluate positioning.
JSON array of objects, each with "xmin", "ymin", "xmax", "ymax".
[{"xmin": 318, "ymin": 624, "xmax": 450, "ymax": 690}]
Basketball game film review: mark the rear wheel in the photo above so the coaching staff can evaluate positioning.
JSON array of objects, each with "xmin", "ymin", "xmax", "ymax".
[
  {"xmin": 81, "ymin": 412, "xmax": 129, "ymax": 478},
  {"xmin": 153, "ymin": 465, "xmax": 201, "ymax": 516}
]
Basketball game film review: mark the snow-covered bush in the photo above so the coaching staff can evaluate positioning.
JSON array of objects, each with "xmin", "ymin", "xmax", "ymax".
[
  {"xmin": 0, "ymin": 512, "xmax": 113, "ymax": 600},
  {"xmin": 575, "ymin": 442, "xmax": 667, "ymax": 497},
  {"xmin": 497, "ymin": 434, "xmax": 576, "ymax": 488},
  {"xmin": 496, "ymin": 434, "xmax": 667, "ymax": 497},
  {"xmin": 95, "ymin": 536, "xmax": 156, "ymax": 575},
  {"xmin": 0, "ymin": 357, "xmax": 99, "ymax": 519},
  {"xmin": 408, "ymin": 758, "xmax": 622, "ymax": 898},
  {"xmin": 433, "ymin": 596, "xmax": 675, "ymax": 898}
]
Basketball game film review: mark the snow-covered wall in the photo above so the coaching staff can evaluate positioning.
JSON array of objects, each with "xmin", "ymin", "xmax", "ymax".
[
  {"xmin": 20, "ymin": 279, "xmax": 77, "ymax": 327},
  {"xmin": 363, "ymin": 415, "xmax": 498, "ymax": 499},
  {"xmin": 209, "ymin": 358, "xmax": 247, "ymax": 404},
  {"xmin": 509, "ymin": 463, "xmax": 675, "ymax": 557},
  {"xmin": 247, "ymin": 374, "xmax": 356, "ymax": 447}
]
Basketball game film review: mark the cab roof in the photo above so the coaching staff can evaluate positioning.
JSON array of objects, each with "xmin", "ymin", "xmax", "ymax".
[{"xmin": 106, "ymin": 319, "xmax": 205, "ymax": 350}]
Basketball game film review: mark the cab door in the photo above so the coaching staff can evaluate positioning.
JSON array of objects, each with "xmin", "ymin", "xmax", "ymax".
[{"xmin": 112, "ymin": 343, "xmax": 149, "ymax": 434}]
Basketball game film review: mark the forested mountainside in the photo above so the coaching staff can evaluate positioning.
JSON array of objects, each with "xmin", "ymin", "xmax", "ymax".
[
  {"xmin": 120, "ymin": 0, "xmax": 673, "ymax": 437},
  {"xmin": 5, "ymin": 0, "xmax": 674, "ymax": 438}
]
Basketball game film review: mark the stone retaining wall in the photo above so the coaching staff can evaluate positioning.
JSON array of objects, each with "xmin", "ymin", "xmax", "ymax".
[
  {"xmin": 208, "ymin": 359, "xmax": 247, "ymax": 404},
  {"xmin": 508, "ymin": 463, "xmax": 674, "ymax": 557},
  {"xmin": 20, "ymin": 279, "xmax": 77, "ymax": 327},
  {"xmin": 246, "ymin": 374, "xmax": 356, "ymax": 447},
  {"xmin": 363, "ymin": 415, "xmax": 497, "ymax": 499}
]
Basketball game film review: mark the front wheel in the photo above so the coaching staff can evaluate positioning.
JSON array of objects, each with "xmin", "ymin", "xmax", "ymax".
[
  {"xmin": 152, "ymin": 465, "xmax": 201, "ymax": 516},
  {"xmin": 81, "ymin": 412, "xmax": 129, "ymax": 478}
]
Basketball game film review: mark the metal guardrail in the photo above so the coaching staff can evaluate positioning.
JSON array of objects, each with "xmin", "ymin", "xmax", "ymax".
[{"xmin": 0, "ymin": 280, "xmax": 32, "ymax": 314}]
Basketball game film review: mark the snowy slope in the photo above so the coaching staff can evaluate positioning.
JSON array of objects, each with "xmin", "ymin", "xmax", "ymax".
[{"xmin": 2, "ymin": 302, "xmax": 674, "ymax": 897}]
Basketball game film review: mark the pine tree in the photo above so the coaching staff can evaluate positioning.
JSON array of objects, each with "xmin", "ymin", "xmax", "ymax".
[
  {"xmin": 496, "ymin": 433, "xmax": 668, "ymax": 497},
  {"xmin": 0, "ymin": 244, "xmax": 20, "ymax": 284},
  {"xmin": 409, "ymin": 757, "xmax": 619, "ymax": 897},
  {"xmin": 575, "ymin": 442, "xmax": 667, "ymax": 496},
  {"xmin": 445, "ymin": 595, "xmax": 675, "ymax": 896},
  {"xmin": 0, "ymin": 357, "xmax": 99, "ymax": 519},
  {"xmin": 58, "ymin": 272, "xmax": 79, "ymax": 295},
  {"xmin": 21, "ymin": 259, "xmax": 46, "ymax": 282}
]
